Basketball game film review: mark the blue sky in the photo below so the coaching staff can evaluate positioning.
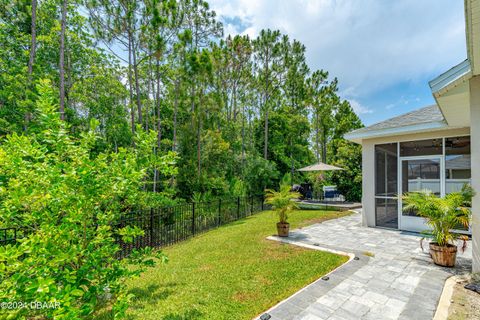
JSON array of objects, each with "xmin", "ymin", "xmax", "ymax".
[{"xmin": 208, "ymin": 0, "xmax": 466, "ymax": 126}]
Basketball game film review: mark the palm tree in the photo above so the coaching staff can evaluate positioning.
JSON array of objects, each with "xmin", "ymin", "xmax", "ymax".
[
  {"xmin": 402, "ymin": 185, "xmax": 473, "ymax": 246},
  {"xmin": 264, "ymin": 185, "xmax": 300, "ymax": 224},
  {"xmin": 402, "ymin": 184, "xmax": 474, "ymax": 266}
]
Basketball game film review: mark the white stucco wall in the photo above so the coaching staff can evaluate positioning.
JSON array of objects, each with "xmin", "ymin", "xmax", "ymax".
[
  {"xmin": 470, "ymin": 76, "xmax": 480, "ymax": 273},
  {"xmin": 360, "ymin": 127, "xmax": 471, "ymax": 229},
  {"xmin": 361, "ymin": 142, "xmax": 375, "ymax": 227}
]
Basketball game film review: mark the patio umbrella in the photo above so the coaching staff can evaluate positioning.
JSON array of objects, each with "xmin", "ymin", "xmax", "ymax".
[{"xmin": 297, "ymin": 162, "xmax": 343, "ymax": 172}]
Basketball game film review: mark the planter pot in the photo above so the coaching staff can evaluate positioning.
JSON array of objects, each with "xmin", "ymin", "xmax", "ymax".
[
  {"xmin": 276, "ymin": 222, "xmax": 290, "ymax": 237},
  {"xmin": 429, "ymin": 242, "xmax": 457, "ymax": 267}
]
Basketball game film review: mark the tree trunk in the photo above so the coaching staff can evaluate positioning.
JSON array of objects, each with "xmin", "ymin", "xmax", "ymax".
[
  {"xmin": 190, "ymin": 84, "xmax": 195, "ymax": 124},
  {"xmin": 146, "ymin": 57, "xmax": 153, "ymax": 132},
  {"xmin": 225, "ymin": 91, "xmax": 230, "ymax": 121},
  {"xmin": 322, "ymin": 126, "xmax": 327, "ymax": 163},
  {"xmin": 66, "ymin": 43, "xmax": 72, "ymax": 110},
  {"xmin": 173, "ymin": 79, "xmax": 179, "ymax": 152},
  {"xmin": 24, "ymin": 0, "xmax": 37, "ymax": 130},
  {"xmin": 151, "ymin": 58, "xmax": 157, "ymax": 192},
  {"xmin": 233, "ymin": 84, "xmax": 237, "ymax": 121},
  {"xmin": 196, "ymin": 82, "xmax": 204, "ymax": 180},
  {"xmin": 315, "ymin": 109, "xmax": 320, "ymax": 162},
  {"xmin": 156, "ymin": 60, "xmax": 162, "ymax": 147},
  {"xmin": 241, "ymin": 104, "xmax": 246, "ymax": 169},
  {"xmin": 249, "ymin": 105, "xmax": 254, "ymax": 153},
  {"xmin": 197, "ymin": 87, "xmax": 203, "ymax": 180},
  {"xmin": 27, "ymin": 0, "xmax": 37, "ymax": 80},
  {"xmin": 263, "ymin": 108, "xmax": 269, "ymax": 160},
  {"xmin": 263, "ymin": 50, "xmax": 270, "ymax": 160},
  {"xmin": 59, "ymin": 0, "xmax": 67, "ymax": 120},
  {"xmin": 132, "ymin": 40, "xmax": 142, "ymax": 126},
  {"xmin": 197, "ymin": 113, "xmax": 201, "ymax": 179},
  {"xmin": 128, "ymin": 34, "xmax": 135, "ymax": 134}
]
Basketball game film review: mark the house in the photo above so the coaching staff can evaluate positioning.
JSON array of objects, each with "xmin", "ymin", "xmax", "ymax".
[{"xmin": 345, "ymin": 0, "xmax": 480, "ymax": 272}]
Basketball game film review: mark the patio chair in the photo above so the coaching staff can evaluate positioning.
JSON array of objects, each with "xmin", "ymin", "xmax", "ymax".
[{"xmin": 323, "ymin": 185, "xmax": 345, "ymax": 202}]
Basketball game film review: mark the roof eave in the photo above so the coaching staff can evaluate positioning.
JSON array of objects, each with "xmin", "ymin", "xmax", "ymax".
[
  {"xmin": 429, "ymin": 59, "xmax": 472, "ymax": 95},
  {"xmin": 344, "ymin": 121, "xmax": 449, "ymax": 144}
]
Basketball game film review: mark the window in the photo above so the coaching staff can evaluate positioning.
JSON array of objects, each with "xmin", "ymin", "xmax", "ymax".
[
  {"xmin": 401, "ymin": 158, "xmax": 441, "ymax": 216},
  {"xmin": 445, "ymin": 136, "xmax": 471, "ymax": 194},
  {"xmin": 400, "ymin": 139, "xmax": 443, "ymax": 157}
]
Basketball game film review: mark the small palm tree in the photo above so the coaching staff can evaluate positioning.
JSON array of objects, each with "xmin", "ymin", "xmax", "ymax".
[
  {"xmin": 264, "ymin": 184, "xmax": 301, "ymax": 224},
  {"xmin": 402, "ymin": 185, "xmax": 473, "ymax": 247}
]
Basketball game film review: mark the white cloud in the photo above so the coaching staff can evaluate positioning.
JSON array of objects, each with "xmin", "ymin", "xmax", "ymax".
[
  {"xmin": 348, "ymin": 99, "xmax": 373, "ymax": 114},
  {"xmin": 384, "ymin": 95, "xmax": 422, "ymax": 110},
  {"xmin": 209, "ymin": 0, "xmax": 466, "ymax": 99}
]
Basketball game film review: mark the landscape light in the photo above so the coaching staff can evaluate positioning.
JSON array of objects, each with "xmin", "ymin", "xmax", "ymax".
[{"xmin": 260, "ymin": 313, "xmax": 271, "ymax": 320}]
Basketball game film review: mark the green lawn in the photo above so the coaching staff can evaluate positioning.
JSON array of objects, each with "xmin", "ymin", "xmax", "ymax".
[{"xmin": 102, "ymin": 210, "xmax": 349, "ymax": 320}]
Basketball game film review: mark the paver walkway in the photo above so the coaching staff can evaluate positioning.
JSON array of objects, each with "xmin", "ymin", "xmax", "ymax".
[{"xmin": 260, "ymin": 211, "xmax": 472, "ymax": 320}]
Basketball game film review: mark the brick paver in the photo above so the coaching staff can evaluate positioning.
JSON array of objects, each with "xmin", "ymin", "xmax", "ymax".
[{"xmin": 258, "ymin": 211, "xmax": 472, "ymax": 320}]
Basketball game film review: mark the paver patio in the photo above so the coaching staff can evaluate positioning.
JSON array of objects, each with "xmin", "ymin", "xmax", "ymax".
[{"xmin": 260, "ymin": 210, "xmax": 472, "ymax": 320}]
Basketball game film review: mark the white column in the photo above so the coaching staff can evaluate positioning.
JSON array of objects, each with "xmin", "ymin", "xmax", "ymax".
[
  {"xmin": 470, "ymin": 76, "xmax": 480, "ymax": 273},
  {"xmin": 362, "ymin": 141, "xmax": 375, "ymax": 227}
]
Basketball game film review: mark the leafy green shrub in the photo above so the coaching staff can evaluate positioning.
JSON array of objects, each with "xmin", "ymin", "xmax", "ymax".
[
  {"xmin": 243, "ymin": 154, "xmax": 278, "ymax": 194},
  {"xmin": 402, "ymin": 185, "xmax": 474, "ymax": 247},
  {"xmin": 0, "ymin": 80, "xmax": 174, "ymax": 319},
  {"xmin": 136, "ymin": 190, "xmax": 178, "ymax": 210},
  {"xmin": 329, "ymin": 140, "xmax": 362, "ymax": 202},
  {"xmin": 280, "ymin": 173, "xmax": 292, "ymax": 187},
  {"xmin": 229, "ymin": 178, "xmax": 247, "ymax": 197}
]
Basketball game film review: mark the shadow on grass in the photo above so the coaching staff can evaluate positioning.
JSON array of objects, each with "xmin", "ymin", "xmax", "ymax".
[
  {"xmin": 220, "ymin": 218, "xmax": 249, "ymax": 227},
  {"xmin": 161, "ymin": 308, "xmax": 203, "ymax": 320},
  {"xmin": 94, "ymin": 300, "xmax": 202, "ymax": 320},
  {"xmin": 128, "ymin": 282, "xmax": 179, "ymax": 309}
]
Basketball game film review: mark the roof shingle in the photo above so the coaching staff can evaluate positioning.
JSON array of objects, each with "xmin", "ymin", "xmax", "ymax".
[{"xmin": 348, "ymin": 104, "xmax": 445, "ymax": 135}]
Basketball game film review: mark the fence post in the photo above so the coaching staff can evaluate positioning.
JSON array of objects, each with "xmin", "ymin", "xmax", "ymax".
[
  {"xmin": 250, "ymin": 196, "xmax": 254, "ymax": 213},
  {"xmin": 261, "ymin": 194, "xmax": 264, "ymax": 211},
  {"xmin": 192, "ymin": 202, "xmax": 196, "ymax": 236},
  {"xmin": 149, "ymin": 208, "xmax": 154, "ymax": 246},
  {"xmin": 237, "ymin": 196, "xmax": 240, "ymax": 219},
  {"xmin": 218, "ymin": 199, "xmax": 221, "ymax": 226}
]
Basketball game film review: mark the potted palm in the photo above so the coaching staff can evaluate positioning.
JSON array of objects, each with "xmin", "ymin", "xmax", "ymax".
[
  {"xmin": 264, "ymin": 185, "xmax": 301, "ymax": 237},
  {"xmin": 402, "ymin": 185, "xmax": 474, "ymax": 267}
]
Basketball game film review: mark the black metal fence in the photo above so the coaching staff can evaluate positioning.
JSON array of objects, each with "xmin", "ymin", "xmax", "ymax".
[
  {"xmin": 0, "ymin": 227, "xmax": 22, "ymax": 246},
  {"xmin": 0, "ymin": 195, "xmax": 267, "ymax": 258}
]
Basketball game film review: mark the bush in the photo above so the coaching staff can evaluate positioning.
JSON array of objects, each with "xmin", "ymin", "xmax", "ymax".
[
  {"xmin": 329, "ymin": 140, "xmax": 362, "ymax": 202},
  {"xmin": 402, "ymin": 185, "xmax": 474, "ymax": 246},
  {"xmin": 0, "ymin": 80, "xmax": 173, "ymax": 319}
]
